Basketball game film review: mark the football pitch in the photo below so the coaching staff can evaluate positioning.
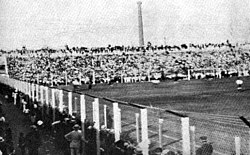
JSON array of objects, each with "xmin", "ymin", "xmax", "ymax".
[{"xmin": 61, "ymin": 76, "xmax": 250, "ymax": 154}]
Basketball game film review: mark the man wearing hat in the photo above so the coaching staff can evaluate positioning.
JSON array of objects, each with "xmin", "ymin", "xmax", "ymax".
[
  {"xmin": 196, "ymin": 136, "xmax": 213, "ymax": 155},
  {"xmin": 65, "ymin": 124, "xmax": 87, "ymax": 155}
]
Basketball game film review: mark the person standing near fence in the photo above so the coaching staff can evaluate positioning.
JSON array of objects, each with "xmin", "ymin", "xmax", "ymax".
[
  {"xmin": 64, "ymin": 124, "xmax": 87, "ymax": 155},
  {"xmin": 196, "ymin": 136, "xmax": 213, "ymax": 155}
]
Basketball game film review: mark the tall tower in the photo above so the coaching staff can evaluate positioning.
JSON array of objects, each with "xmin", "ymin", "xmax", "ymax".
[{"xmin": 137, "ymin": 1, "xmax": 144, "ymax": 47}]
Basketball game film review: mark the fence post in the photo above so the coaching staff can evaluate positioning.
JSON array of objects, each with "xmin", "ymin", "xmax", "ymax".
[
  {"xmin": 187, "ymin": 69, "xmax": 191, "ymax": 81},
  {"xmin": 29, "ymin": 83, "xmax": 32, "ymax": 100},
  {"xmin": 36, "ymin": 84, "xmax": 39, "ymax": 102},
  {"xmin": 40, "ymin": 86, "xmax": 44, "ymax": 104},
  {"xmin": 45, "ymin": 87, "xmax": 49, "ymax": 115},
  {"xmin": 218, "ymin": 68, "xmax": 222, "ymax": 79},
  {"xmin": 93, "ymin": 70, "xmax": 96, "ymax": 85},
  {"xmin": 32, "ymin": 83, "xmax": 35, "ymax": 102},
  {"xmin": 28, "ymin": 83, "xmax": 31, "ymax": 98},
  {"xmin": 92, "ymin": 98, "xmax": 100, "ymax": 155},
  {"xmin": 118, "ymin": 108, "xmax": 121, "ymax": 133},
  {"xmin": 68, "ymin": 92, "xmax": 73, "ymax": 116},
  {"xmin": 141, "ymin": 108, "xmax": 149, "ymax": 155},
  {"xmin": 235, "ymin": 136, "xmax": 240, "ymax": 155},
  {"xmin": 113, "ymin": 102, "xmax": 120, "ymax": 142},
  {"xmin": 136, "ymin": 113, "xmax": 140, "ymax": 143},
  {"xmin": 59, "ymin": 90, "xmax": 63, "ymax": 112},
  {"xmin": 181, "ymin": 117, "xmax": 191, "ymax": 155},
  {"xmin": 80, "ymin": 95, "xmax": 86, "ymax": 124},
  {"xmin": 104, "ymin": 105, "xmax": 107, "ymax": 127},
  {"xmin": 40, "ymin": 85, "xmax": 44, "ymax": 119},
  {"xmin": 190, "ymin": 126, "xmax": 196, "ymax": 155},
  {"xmin": 51, "ymin": 88, "xmax": 56, "ymax": 122},
  {"xmin": 159, "ymin": 119, "xmax": 163, "ymax": 148},
  {"xmin": 26, "ymin": 82, "xmax": 29, "ymax": 95},
  {"xmin": 80, "ymin": 94, "xmax": 86, "ymax": 155}
]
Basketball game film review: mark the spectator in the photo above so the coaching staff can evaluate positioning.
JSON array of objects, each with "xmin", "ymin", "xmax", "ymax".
[
  {"xmin": 64, "ymin": 124, "xmax": 86, "ymax": 155},
  {"xmin": 85, "ymin": 122, "xmax": 97, "ymax": 155},
  {"xmin": 196, "ymin": 136, "xmax": 213, "ymax": 155},
  {"xmin": 123, "ymin": 141, "xmax": 135, "ymax": 155},
  {"xmin": 25, "ymin": 125, "xmax": 42, "ymax": 155},
  {"xmin": 53, "ymin": 117, "xmax": 71, "ymax": 153}
]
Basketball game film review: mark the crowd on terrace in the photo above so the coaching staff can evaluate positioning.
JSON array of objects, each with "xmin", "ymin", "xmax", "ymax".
[{"xmin": 1, "ymin": 41, "xmax": 250, "ymax": 86}]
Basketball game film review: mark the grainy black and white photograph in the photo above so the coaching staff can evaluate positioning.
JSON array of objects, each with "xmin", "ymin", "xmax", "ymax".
[{"xmin": 0, "ymin": 0, "xmax": 250, "ymax": 155}]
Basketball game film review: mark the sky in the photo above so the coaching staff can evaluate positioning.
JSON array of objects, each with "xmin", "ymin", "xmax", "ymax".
[{"xmin": 0, "ymin": 0, "xmax": 250, "ymax": 50}]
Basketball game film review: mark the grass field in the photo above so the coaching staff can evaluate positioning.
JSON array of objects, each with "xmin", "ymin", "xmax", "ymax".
[
  {"xmin": 59, "ymin": 76, "xmax": 250, "ymax": 154},
  {"xmin": 70, "ymin": 76, "xmax": 250, "ymax": 117}
]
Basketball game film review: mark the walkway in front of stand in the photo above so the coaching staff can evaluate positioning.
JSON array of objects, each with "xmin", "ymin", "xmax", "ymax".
[{"xmin": 0, "ymin": 93, "xmax": 63, "ymax": 155}]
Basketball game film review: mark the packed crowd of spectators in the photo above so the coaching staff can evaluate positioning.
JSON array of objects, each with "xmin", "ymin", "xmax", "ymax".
[{"xmin": 1, "ymin": 41, "xmax": 250, "ymax": 86}]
